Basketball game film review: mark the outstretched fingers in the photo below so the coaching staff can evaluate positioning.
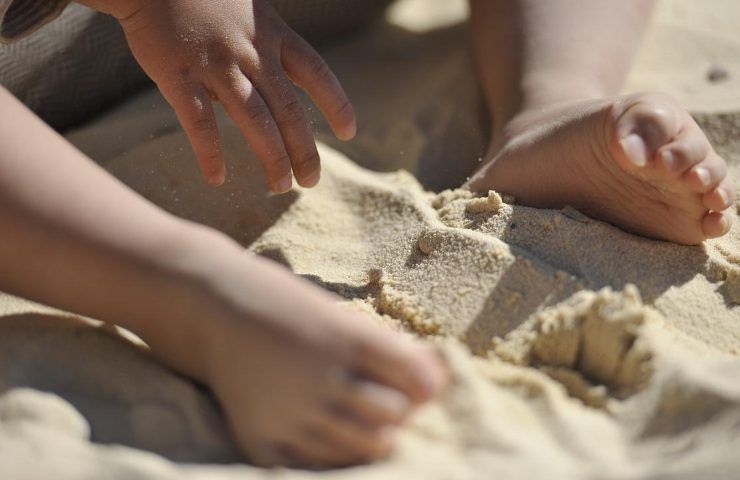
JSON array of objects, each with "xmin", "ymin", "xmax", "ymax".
[
  {"xmin": 161, "ymin": 81, "xmax": 226, "ymax": 187},
  {"xmin": 249, "ymin": 62, "xmax": 322, "ymax": 188},
  {"xmin": 282, "ymin": 33, "xmax": 357, "ymax": 141},
  {"xmin": 215, "ymin": 69, "xmax": 294, "ymax": 193}
]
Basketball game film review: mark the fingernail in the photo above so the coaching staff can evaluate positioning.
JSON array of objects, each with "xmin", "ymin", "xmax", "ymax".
[
  {"xmin": 695, "ymin": 167, "xmax": 711, "ymax": 187},
  {"xmin": 661, "ymin": 150, "xmax": 676, "ymax": 171},
  {"xmin": 208, "ymin": 170, "xmax": 226, "ymax": 187},
  {"xmin": 275, "ymin": 175, "xmax": 293, "ymax": 194},
  {"xmin": 340, "ymin": 120, "xmax": 357, "ymax": 141},
  {"xmin": 620, "ymin": 134, "xmax": 647, "ymax": 167},
  {"xmin": 301, "ymin": 171, "xmax": 321, "ymax": 188}
]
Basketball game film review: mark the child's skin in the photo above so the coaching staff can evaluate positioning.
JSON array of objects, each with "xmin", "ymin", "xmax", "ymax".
[
  {"xmin": 0, "ymin": 0, "xmax": 734, "ymax": 470},
  {"xmin": 465, "ymin": 0, "xmax": 735, "ymax": 245},
  {"xmin": 0, "ymin": 87, "xmax": 446, "ymax": 467}
]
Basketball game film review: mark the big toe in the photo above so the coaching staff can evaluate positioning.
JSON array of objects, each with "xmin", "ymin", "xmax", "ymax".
[
  {"xmin": 349, "ymin": 332, "xmax": 448, "ymax": 404},
  {"xmin": 612, "ymin": 93, "xmax": 685, "ymax": 170}
]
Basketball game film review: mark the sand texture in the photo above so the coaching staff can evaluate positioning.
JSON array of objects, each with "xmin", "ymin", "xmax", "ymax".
[{"xmin": 2, "ymin": 0, "xmax": 740, "ymax": 479}]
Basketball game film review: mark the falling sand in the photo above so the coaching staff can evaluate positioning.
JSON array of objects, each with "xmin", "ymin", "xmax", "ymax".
[{"xmin": 2, "ymin": 0, "xmax": 740, "ymax": 479}]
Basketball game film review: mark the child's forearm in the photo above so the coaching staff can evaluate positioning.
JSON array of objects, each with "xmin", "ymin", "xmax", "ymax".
[
  {"xmin": 469, "ymin": 0, "xmax": 655, "ymax": 134},
  {"xmin": 0, "ymin": 87, "xmax": 237, "ymax": 376}
]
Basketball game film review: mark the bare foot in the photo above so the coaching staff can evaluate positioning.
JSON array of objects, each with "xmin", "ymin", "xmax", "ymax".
[
  {"xmin": 198, "ymin": 256, "xmax": 446, "ymax": 469},
  {"xmin": 466, "ymin": 93, "xmax": 735, "ymax": 245}
]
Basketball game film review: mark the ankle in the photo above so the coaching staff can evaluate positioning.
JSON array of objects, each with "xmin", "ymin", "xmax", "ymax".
[
  {"xmin": 492, "ymin": 95, "xmax": 613, "ymax": 155},
  {"xmin": 491, "ymin": 76, "xmax": 611, "ymax": 144}
]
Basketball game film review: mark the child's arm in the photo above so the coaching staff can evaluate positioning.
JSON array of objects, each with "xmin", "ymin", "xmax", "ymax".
[
  {"xmin": 0, "ymin": 87, "xmax": 445, "ymax": 467},
  {"xmin": 0, "ymin": 85, "xmax": 228, "ymax": 377},
  {"xmin": 75, "ymin": 0, "xmax": 356, "ymax": 193}
]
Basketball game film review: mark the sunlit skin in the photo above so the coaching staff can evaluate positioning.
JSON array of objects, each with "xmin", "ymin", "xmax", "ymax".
[
  {"xmin": 465, "ymin": 0, "xmax": 734, "ymax": 245},
  {"xmin": 0, "ymin": 0, "xmax": 734, "ymax": 470},
  {"xmin": 81, "ymin": 0, "xmax": 357, "ymax": 191},
  {"xmin": 0, "ymin": 87, "xmax": 445, "ymax": 468}
]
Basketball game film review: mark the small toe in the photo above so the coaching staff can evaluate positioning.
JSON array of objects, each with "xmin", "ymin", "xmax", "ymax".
[
  {"xmin": 702, "ymin": 180, "xmax": 736, "ymax": 212},
  {"xmin": 244, "ymin": 440, "xmax": 293, "ymax": 468},
  {"xmin": 656, "ymin": 128, "xmax": 710, "ymax": 176},
  {"xmin": 306, "ymin": 414, "xmax": 395, "ymax": 463},
  {"xmin": 351, "ymin": 336, "xmax": 447, "ymax": 404},
  {"xmin": 702, "ymin": 211, "xmax": 732, "ymax": 239},
  {"xmin": 279, "ymin": 437, "xmax": 354, "ymax": 469},
  {"xmin": 683, "ymin": 154, "xmax": 727, "ymax": 193},
  {"xmin": 332, "ymin": 380, "xmax": 410, "ymax": 428}
]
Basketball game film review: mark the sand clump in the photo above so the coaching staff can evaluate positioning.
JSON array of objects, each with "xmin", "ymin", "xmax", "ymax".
[
  {"xmin": 493, "ymin": 286, "xmax": 656, "ymax": 408},
  {"xmin": 465, "ymin": 191, "xmax": 503, "ymax": 215}
]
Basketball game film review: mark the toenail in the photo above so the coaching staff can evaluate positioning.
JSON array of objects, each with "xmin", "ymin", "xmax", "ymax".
[
  {"xmin": 719, "ymin": 214, "xmax": 729, "ymax": 232},
  {"xmin": 661, "ymin": 150, "xmax": 676, "ymax": 171},
  {"xmin": 718, "ymin": 188, "xmax": 731, "ymax": 208},
  {"xmin": 620, "ymin": 134, "xmax": 647, "ymax": 167},
  {"xmin": 411, "ymin": 364, "xmax": 442, "ymax": 398},
  {"xmin": 695, "ymin": 167, "xmax": 711, "ymax": 187}
]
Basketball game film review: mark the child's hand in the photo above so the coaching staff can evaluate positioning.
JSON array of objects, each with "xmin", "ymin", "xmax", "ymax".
[{"xmin": 111, "ymin": 0, "xmax": 356, "ymax": 192}]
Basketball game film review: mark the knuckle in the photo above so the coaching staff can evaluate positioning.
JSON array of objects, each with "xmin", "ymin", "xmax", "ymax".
[
  {"xmin": 190, "ymin": 115, "xmax": 216, "ymax": 132},
  {"xmin": 670, "ymin": 143, "xmax": 692, "ymax": 162},
  {"xmin": 305, "ymin": 53, "xmax": 331, "ymax": 80},
  {"xmin": 207, "ymin": 43, "xmax": 235, "ymax": 68},
  {"xmin": 335, "ymin": 99, "xmax": 354, "ymax": 117},
  {"xmin": 346, "ymin": 336, "xmax": 375, "ymax": 362},
  {"xmin": 273, "ymin": 155, "xmax": 293, "ymax": 171},
  {"xmin": 277, "ymin": 99, "xmax": 306, "ymax": 124},
  {"xmin": 244, "ymin": 102, "xmax": 272, "ymax": 125}
]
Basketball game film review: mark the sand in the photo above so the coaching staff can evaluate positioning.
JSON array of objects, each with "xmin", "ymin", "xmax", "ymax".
[{"xmin": 2, "ymin": 0, "xmax": 740, "ymax": 479}]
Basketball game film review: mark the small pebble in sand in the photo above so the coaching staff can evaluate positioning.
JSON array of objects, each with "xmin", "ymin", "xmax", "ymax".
[
  {"xmin": 367, "ymin": 268, "xmax": 384, "ymax": 285},
  {"xmin": 418, "ymin": 235, "xmax": 435, "ymax": 255},
  {"xmin": 466, "ymin": 190, "xmax": 503, "ymax": 214},
  {"xmin": 707, "ymin": 64, "xmax": 730, "ymax": 83},
  {"xmin": 418, "ymin": 231, "xmax": 445, "ymax": 256}
]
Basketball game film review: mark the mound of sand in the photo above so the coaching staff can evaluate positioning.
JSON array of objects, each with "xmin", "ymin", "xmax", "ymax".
[{"xmin": 2, "ymin": 0, "xmax": 740, "ymax": 479}]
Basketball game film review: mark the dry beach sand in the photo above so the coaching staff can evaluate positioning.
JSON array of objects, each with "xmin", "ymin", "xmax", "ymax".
[{"xmin": 2, "ymin": 0, "xmax": 740, "ymax": 478}]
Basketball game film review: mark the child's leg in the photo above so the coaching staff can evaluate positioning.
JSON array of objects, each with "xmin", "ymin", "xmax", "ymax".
[
  {"xmin": 466, "ymin": 0, "xmax": 735, "ymax": 245},
  {"xmin": 0, "ymin": 87, "xmax": 446, "ymax": 467}
]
